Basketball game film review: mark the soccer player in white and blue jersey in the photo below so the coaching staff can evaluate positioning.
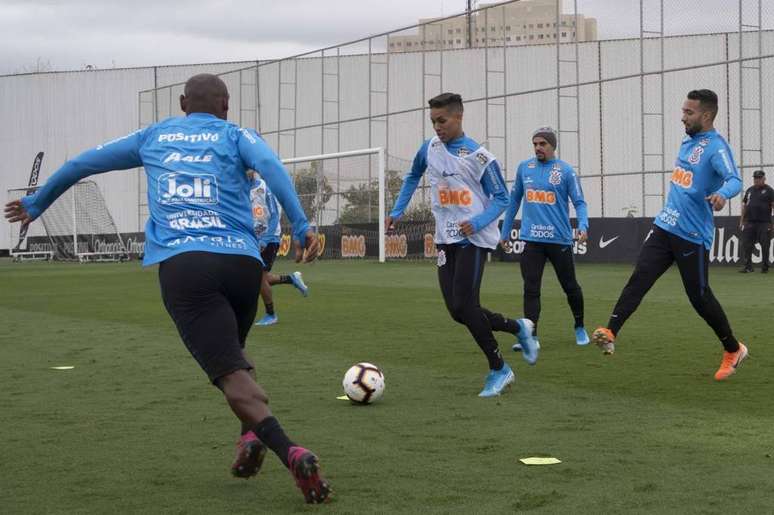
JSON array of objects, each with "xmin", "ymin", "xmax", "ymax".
[
  {"xmin": 4, "ymin": 74, "xmax": 330, "ymax": 503},
  {"xmin": 592, "ymin": 89, "xmax": 748, "ymax": 382},
  {"xmin": 500, "ymin": 127, "xmax": 590, "ymax": 349},
  {"xmin": 248, "ymin": 172, "xmax": 309, "ymax": 326},
  {"xmin": 386, "ymin": 92, "xmax": 537, "ymax": 398}
]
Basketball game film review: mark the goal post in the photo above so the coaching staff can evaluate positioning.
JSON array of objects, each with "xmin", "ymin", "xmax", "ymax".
[
  {"xmin": 281, "ymin": 147, "xmax": 387, "ymax": 262},
  {"xmin": 7, "ymin": 180, "xmax": 129, "ymax": 262}
]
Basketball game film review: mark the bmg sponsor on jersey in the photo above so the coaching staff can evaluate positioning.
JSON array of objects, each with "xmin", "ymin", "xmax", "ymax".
[
  {"xmin": 670, "ymin": 167, "xmax": 693, "ymax": 188},
  {"xmin": 438, "ymin": 187, "xmax": 472, "ymax": 206},
  {"xmin": 526, "ymin": 189, "xmax": 556, "ymax": 204},
  {"xmin": 159, "ymin": 172, "xmax": 218, "ymax": 205}
]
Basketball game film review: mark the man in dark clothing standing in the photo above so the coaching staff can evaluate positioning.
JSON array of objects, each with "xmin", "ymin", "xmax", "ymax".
[{"xmin": 739, "ymin": 170, "xmax": 774, "ymax": 273}]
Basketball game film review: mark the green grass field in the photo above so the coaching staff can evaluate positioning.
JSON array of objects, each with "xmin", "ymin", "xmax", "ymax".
[{"xmin": 1, "ymin": 258, "xmax": 772, "ymax": 514}]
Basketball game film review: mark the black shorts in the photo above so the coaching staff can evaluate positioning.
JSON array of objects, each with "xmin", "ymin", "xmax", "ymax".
[
  {"xmin": 260, "ymin": 242, "xmax": 280, "ymax": 272},
  {"xmin": 158, "ymin": 251, "xmax": 263, "ymax": 384}
]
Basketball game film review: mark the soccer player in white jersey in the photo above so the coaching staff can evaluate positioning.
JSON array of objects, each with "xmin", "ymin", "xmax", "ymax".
[{"xmin": 386, "ymin": 93, "xmax": 538, "ymax": 398}]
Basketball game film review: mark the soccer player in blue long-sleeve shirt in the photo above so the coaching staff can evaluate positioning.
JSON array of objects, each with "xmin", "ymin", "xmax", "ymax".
[
  {"xmin": 592, "ymin": 89, "xmax": 748, "ymax": 382},
  {"xmin": 248, "ymin": 172, "xmax": 309, "ymax": 327},
  {"xmin": 500, "ymin": 127, "xmax": 590, "ymax": 349},
  {"xmin": 4, "ymin": 74, "xmax": 330, "ymax": 503},
  {"xmin": 386, "ymin": 92, "xmax": 537, "ymax": 398}
]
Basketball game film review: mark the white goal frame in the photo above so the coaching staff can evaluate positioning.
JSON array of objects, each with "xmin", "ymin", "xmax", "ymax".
[
  {"xmin": 281, "ymin": 147, "xmax": 386, "ymax": 262},
  {"xmin": 7, "ymin": 180, "xmax": 129, "ymax": 262}
]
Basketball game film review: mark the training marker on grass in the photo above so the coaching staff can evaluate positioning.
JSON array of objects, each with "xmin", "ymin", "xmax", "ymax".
[
  {"xmin": 50, "ymin": 366, "xmax": 75, "ymax": 370},
  {"xmin": 519, "ymin": 457, "xmax": 562, "ymax": 465}
]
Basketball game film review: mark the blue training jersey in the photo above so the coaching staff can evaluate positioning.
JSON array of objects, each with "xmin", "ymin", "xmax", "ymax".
[
  {"xmin": 20, "ymin": 113, "xmax": 309, "ymax": 266},
  {"xmin": 654, "ymin": 129, "xmax": 741, "ymax": 249},
  {"xmin": 389, "ymin": 134, "xmax": 510, "ymax": 241},
  {"xmin": 500, "ymin": 157, "xmax": 588, "ymax": 246},
  {"xmin": 249, "ymin": 173, "xmax": 282, "ymax": 246}
]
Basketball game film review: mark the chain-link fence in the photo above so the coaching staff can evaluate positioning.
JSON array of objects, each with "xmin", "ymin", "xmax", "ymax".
[{"xmin": 139, "ymin": 0, "xmax": 773, "ymax": 225}]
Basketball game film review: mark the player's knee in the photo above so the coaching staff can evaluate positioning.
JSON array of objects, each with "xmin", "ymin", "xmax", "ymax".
[
  {"xmin": 524, "ymin": 286, "xmax": 541, "ymax": 298},
  {"xmin": 563, "ymin": 284, "xmax": 582, "ymax": 296},
  {"xmin": 447, "ymin": 305, "xmax": 466, "ymax": 324},
  {"xmin": 219, "ymin": 370, "xmax": 269, "ymax": 405},
  {"xmin": 449, "ymin": 299, "xmax": 471, "ymax": 324}
]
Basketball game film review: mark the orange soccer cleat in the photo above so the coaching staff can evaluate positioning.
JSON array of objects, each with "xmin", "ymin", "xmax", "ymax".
[
  {"xmin": 714, "ymin": 342, "xmax": 749, "ymax": 381},
  {"xmin": 592, "ymin": 327, "xmax": 616, "ymax": 355}
]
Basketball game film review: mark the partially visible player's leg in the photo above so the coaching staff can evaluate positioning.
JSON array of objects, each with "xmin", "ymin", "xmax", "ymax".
[
  {"xmin": 255, "ymin": 274, "xmax": 277, "ymax": 326},
  {"xmin": 256, "ymin": 244, "xmax": 279, "ymax": 326},
  {"xmin": 672, "ymin": 237, "xmax": 747, "ymax": 380},
  {"xmin": 437, "ymin": 244, "xmax": 461, "ymax": 323},
  {"xmin": 592, "ymin": 227, "xmax": 673, "ymax": 353},
  {"xmin": 159, "ymin": 252, "xmax": 330, "ymax": 501},
  {"xmin": 520, "ymin": 242, "xmax": 547, "ymax": 335},
  {"xmin": 457, "ymin": 245, "xmax": 520, "ymax": 393},
  {"xmin": 546, "ymin": 243, "xmax": 587, "ymax": 345},
  {"xmin": 755, "ymin": 223, "xmax": 770, "ymax": 272},
  {"xmin": 740, "ymin": 225, "xmax": 755, "ymax": 272}
]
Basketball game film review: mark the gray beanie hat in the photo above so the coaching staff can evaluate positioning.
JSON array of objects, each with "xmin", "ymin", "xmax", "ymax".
[{"xmin": 532, "ymin": 126, "xmax": 557, "ymax": 149}]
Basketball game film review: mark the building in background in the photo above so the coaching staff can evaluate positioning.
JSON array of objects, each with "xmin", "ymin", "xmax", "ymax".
[{"xmin": 388, "ymin": 0, "xmax": 597, "ymax": 53}]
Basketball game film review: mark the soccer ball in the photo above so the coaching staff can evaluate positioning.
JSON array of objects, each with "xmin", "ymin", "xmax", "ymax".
[{"xmin": 342, "ymin": 362, "xmax": 385, "ymax": 404}]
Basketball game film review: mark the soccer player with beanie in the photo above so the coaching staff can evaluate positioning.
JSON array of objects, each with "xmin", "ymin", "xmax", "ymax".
[
  {"xmin": 5, "ymin": 74, "xmax": 330, "ymax": 503},
  {"xmin": 500, "ymin": 127, "xmax": 590, "ymax": 350},
  {"xmin": 592, "ymin": 89, "xmax": 747, "ymax": 381},
  {"xmin": 386, "ymin": 92, "xmax": 538, "ymax": 398}
]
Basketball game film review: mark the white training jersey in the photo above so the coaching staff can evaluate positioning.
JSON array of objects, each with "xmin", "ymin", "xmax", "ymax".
[{"xmin": 425, "ymin": 136, "xmax": 501, "ymax": 249}]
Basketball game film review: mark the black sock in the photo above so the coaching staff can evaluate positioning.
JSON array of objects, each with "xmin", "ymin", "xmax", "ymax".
[
  {"xmin": 502, "ymin": 318, "xmax": 518, "ymax": 334},
  {"xmin": 490, "ymin": 348, "xmax": 504, "ymax": 371},
  {"xmin": 278, "ymin": 275, "xmax": 293, "ymax": 285},
  {"xmin": 253, "ymin": 416, "xmax": 296, "ymax": 468},
  {"xmin": 574, "ymin": 316, "xmax": 584, "ymax": 329},
  {"xmin": 265, "ymin": 302, "xmax": 274, "ymax": 316},
  {"xmin": 720, "ymin": 335, "xmax": 740, "ymax": 353}
]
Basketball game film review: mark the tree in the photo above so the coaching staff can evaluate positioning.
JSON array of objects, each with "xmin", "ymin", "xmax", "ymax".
[
  {"xmin": 337, "ymin": 169, "xmax": 432, "ymax": 224},
  {"xmin": 291, "ymin": 160, "xmax": 333, "ymax": 223}
]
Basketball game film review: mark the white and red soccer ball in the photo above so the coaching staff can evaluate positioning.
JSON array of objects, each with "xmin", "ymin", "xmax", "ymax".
[{"xmin": 342, "ymin": 362, "xmax": 385, "ymax": 404}]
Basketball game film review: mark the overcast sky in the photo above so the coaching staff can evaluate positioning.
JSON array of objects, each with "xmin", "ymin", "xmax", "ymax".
[{"xmin": 0, "ymin": 0, "xmax": 759, "ymax": 75}]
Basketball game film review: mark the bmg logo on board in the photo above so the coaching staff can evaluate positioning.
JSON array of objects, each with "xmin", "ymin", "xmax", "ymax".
[{"xmin": 158, "ymin": 173, "xmax": 218, "ymax": 205}]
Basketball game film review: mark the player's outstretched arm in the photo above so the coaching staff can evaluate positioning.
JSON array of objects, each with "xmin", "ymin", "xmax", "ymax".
[{"xmin": 7, "ymin": 130, "xmax": 145, "ymax": 223}]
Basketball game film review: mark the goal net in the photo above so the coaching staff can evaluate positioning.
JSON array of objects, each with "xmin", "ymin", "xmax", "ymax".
[
  {"xmin": 280, "ymin": 148, "xmax": 388, "ymax": 261},
  {"xmin": 7, "ymin": 180, "xmax": 129, "ymax": 262}
]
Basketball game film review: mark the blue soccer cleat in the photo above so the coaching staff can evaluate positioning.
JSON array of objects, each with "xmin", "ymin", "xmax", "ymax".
[
  {"xmin": 514, "ymin": 319, "xmax": 539, "ymax": 365},
  {"xmin": 575, "ymin": 327, "xmax": 590, "ymax": 346},
  {"xmin": 478, "ymin": 363, "xmax": 515, "ymax": 397},
  {"xmin": 255, "ymin": 313, "xmax": 278, "ymax": 326},
  {"xmin": 512, "ymin": 338, "xmax": 541, "ymax": 352},
  {"xmin": 290, "ymin": 271, "xmax": 309, "ymax": 297}
]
